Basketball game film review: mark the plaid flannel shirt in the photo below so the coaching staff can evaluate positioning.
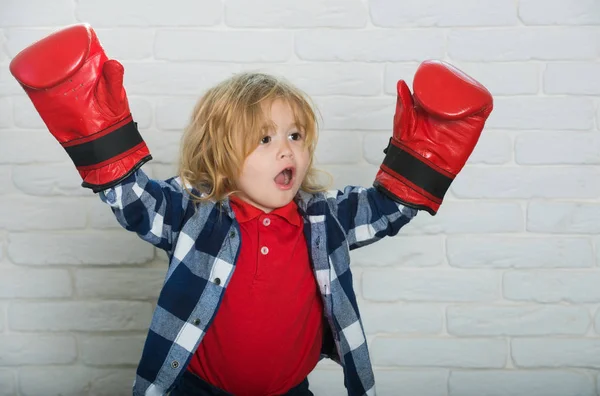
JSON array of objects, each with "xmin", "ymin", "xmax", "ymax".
[{"xmin": 99, "ymin": 167, "xmax": 418, "ymax": 396}]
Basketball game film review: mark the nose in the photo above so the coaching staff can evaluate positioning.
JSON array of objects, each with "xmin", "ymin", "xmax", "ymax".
[{"xmin": 278, "ymin": 139, "xmax": 294, "ymax": 159}]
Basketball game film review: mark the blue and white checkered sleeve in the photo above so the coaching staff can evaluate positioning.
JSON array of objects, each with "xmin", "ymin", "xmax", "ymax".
[
  {"xmin": 327, "ymin": 185, "xmax": 418, "ymax": 250},
  {"xmin": 98, "ymin": 167, "xmax": 188, "ymax": 254}
]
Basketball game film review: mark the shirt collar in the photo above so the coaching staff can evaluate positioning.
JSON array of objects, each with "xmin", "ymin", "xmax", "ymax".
[{"xmin": 229, "ymin": 195, "xmax": 303, "ymax": 227}]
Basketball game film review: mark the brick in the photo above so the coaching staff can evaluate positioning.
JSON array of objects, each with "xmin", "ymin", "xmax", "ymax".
[
  {"xmin": 450, "ymin": 62, "xmax": 540, "ymax": 95},
  {"xmin": 151, "ymin": 164, "xmax": 179, "ymax": 181},
  {"xmin": 363, "ymin": 132, "xmax": 395, "ymax": 166},
  {"xmin": 519, "ymin": 0, "xmax": 600, "ymax": 25},
  {"xmin": 0, "ymin": 304, "xmax": 4, "ymax": 331},
  {"xmin": 296, "ymin": 30, "xmax": 445, "ymax": 62},
  {"xmin": 4, "ymin": 28, "xmax": 54, "ymax": 58},
  {"xmin": 252, "ymin": 63, "xmax": 382, "ymax": 96},
  {"xmin": 0, "ymin": 269, "xmax": 72, "ymax": 298},
  {"xmin": 465, "ymin": 131, "xmax": 513, "ymax": 164},
  {"xmin": 307, "ymin": 368, "xmax": 346, "ymax": 396},
  {"xmin": 156, "ymin": 30, "xmax": 293, "ymax": 62},
  {"xmin": 88, "ymin": 197, "xmax": 123, "ymax": 229},
  {"xmin": 80, "ymin": 335, "xmax": 145, "ymax": 365},
  {"xmin": 447, "ymin": 237, "xmax": 594, "ymax": 268},
  {"xmin": 19, "ymin": 367, "xmax": 135, "ymax": 396},
  {"xmin": 8, "ymin": 301, "xmax": 153, "ymax": 331},
  {"xmin": 372, "ymin": 0, "xmax": 517, "ymax": 27},
  {"xmin": 363, "ymin": 270, "xmax": 500, "ymax": 302},
  {"xmin": 449, "ymin": 370, "xmax": 595, "ymax": 396},
  {"xmin": 130, "ymin": 61, "xmax": 383, "ymax": 97},
  {"xmin": 0, "ymin": 196, "xmax": 87, "ymax": 230},
  {"xmin": 0, "ymin": 370, "xmax": 15, "ymax": 396},
  {"xmin": 122, "ymin": 62, "xmax": 241, "ymax": 96},
  {"xmin": 76, "ymin": 269, "xmax": 164, "ymax": 299},
  {"xmin": 0, "ymin": 130, "xmax": 66, "ymax": 164},
  {"xmin": 76, "ymin": 0, "xmax": 222, "ymax": 27},
  {"xmin": 383, "ymin": 63, "xmax": 419, "ymax": 94},
  {"xmin": 0, "ymin": 0, "xmax": 75, "ymax": 26},
  {"xmin": 404, "ymin": 202, "xmax": 523, "ymax": 235},
  {"xmin": 88, "ymin": 369, "xmax": 136, "ymax": 396},
  {"xmin": 155, "ymin": 97, "xmax": 198, "ymax": 131},
  {"xmin": 592, "ymin": 238, "xmax": 600, "ymax": 266},
  {"xmin": 92, "ymin": 28, "xmax": 154, "ymax": 60},
  {"xmin": 0, "ymin": 334, "xmax": 76, "ymax": 365},
  {"xmin": 0, "ymin": 30, "xmax": 6, "ymax": 61},
  {"xmin": 0, "ymin": 98, "xmax": 11, "ymax": 128},
  {"xmin": 452, "ymin": 167, "xmax": 600, "ymax": 199},
  {"xmin": 448, "ymin": 28, "xmax": 598, "ymax": 61},
  {"xmin": 487, "ymin": 97, "xmax": 594, "ymax": 130},
  {"xmin": 128, "ymin": 98, "xmax": 153, "ymax": 130},
  {"xmin": 351, "ymin": 236, "xmax": 444, "ymax": 267},
  {"xmin": 504, "ymin": 271, "xmax": 600, "ymax": 303},
  {"xmin": 0, "ymin": 167, "xmax": 10, "ymax": 195},
  {"xmin": 0, "ymin": 53, "xmax": 22, "ymax": 94},
  {"xmin": 594, "ymin": 309, "xmax": 600, "ymax": 333},
  {"xmin": 8, "ymin": 231, "xmax": 154, "ymax": 265},
  {"xmin": 142, "ymin": 130, "xmax": 182, "ymax": 164},
  {"xmin": 12, "ymin": 164, "xmax": 94, "ymax": 197},
  {"xmin": 371, "ymin": 337, "xmax": 507, "ymax": 368},
  {"xmin": 360, "ymin": 302, "xmax": 443, "ymax": 334},
  {"xmin": 512, "ymin": 339, "xmax": 600, "ymax": 368},
  {"xmin": 318, "ymin": 164, "xmax": 378, "ymax": 192},
  {"xmin": 516, "ymin": 132, "xmax": 600, "ymax": 165},
  {"xmin": 544, "ymin": 63, "xmax": 600, "ymax": 95},
  {"xmin": 315, "ymin": 131, "xmax": 362, "ymax": 164},
  {"xmin": 447, "ymin": 305, "xmax": 590, "ymax": 336},
  {"xmin": 226, "ymin": 0, "xmax": 366, "ymax": 27},
  {"xmin": 528, "ymin": 201, "xmax": 600, "ymax": 233},
  {"xmin": 13, "ymin": 96, "xmax": 45, "ymax": 129},
  {"xmin": 375, "ymin": 370, "xmax": 448, "ymax": 396},
  {"xmin": 314, "ymin": 97, "xmax": 393, "ymax": 131},
  {"xmin": 317, "ymin": 164, "xmax": 378, "ymax": 189}
]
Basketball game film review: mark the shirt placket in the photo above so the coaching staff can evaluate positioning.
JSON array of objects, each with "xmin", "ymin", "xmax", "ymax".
[{"xmin": 256, "ymin": 214, "xmax": 272, "ymax": 278}]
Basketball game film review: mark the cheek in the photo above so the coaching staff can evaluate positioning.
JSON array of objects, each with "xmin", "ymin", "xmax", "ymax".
[
  {"xmin": 240, "ymin": 156, "xmax": 265, "ymax": 182},
  {"xmin": 296, "ymin": 148, "xmax": 310, "ymax": 168}
]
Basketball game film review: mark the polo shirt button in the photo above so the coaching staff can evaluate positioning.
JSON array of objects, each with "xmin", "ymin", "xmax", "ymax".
[
  {"xmin": 263, "ymin": 217, "xmax": 271, "ymax": 226},
  {"xmin": 261, "ymin": 246, "xmax": 269, "ymax": 255},
  {"xmin": 171, "ymin": 360, "xmax": 179, "ymax": 369},
  {"xmin": 214, "ymin": 277, "xmax": 221, "ymax": 285},
  {"xmin": 193, "ymin": 318, "xmax": 200, "ymax": 326},
  {"xmin": 229, "ymin": 230, "xmax": 236, "ymax": 238}
]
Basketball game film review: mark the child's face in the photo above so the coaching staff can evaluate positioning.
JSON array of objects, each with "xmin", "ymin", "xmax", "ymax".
[{"xmin": 235, "ymin": 99, "xmax": 310, "ymax": 213}]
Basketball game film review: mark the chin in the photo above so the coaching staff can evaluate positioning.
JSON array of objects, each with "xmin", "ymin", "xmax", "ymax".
[{"xmin": 265, "ymin": 191, "xmax": 296, "ymax": 208}]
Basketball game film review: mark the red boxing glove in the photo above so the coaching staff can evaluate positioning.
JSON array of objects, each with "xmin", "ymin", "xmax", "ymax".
[
  {"xmin": 9, "ymin": 23, "xmax": 151, "ymax": 192},
  {"xmin": 374, "ymin": 60, "xmax": 493, "ymax": 215}
]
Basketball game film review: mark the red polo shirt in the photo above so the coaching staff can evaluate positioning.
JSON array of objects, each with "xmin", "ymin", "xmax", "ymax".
[{"xmin": 187, "ymin": 196, "xmax": 324, "ymax": 395}]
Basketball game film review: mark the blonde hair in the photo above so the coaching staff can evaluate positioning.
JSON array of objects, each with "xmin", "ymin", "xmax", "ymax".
[{"xmin": 178, "ymin": 72, "xmax": 328, "ymax": 203}]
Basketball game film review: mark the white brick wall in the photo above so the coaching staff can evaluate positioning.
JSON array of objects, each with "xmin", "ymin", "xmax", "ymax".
[{"xmin": 1, "ymin": 0, "xmax": 599, "ymax": 395}]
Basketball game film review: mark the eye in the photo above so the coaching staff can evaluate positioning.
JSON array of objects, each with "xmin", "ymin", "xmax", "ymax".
[
  {"xmin": 289, "ymin": 132, "xmax": 303, "ymax": 141},
  {"xmin": 260, "ymin": 135, "xmax": 271, "ymax": 144}
]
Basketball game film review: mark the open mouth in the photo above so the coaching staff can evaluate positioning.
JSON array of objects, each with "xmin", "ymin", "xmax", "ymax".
[{"xmin": 274, "ymin": 167, "xmax": 295, "ymax": 188}]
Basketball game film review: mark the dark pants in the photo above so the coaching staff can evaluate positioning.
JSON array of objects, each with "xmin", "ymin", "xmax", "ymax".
[{"xmin": 170, "ymin": 370, "xmax": 314, "ymax": 396}]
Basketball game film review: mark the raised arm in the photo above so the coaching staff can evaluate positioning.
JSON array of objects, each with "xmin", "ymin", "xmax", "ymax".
[
  {"xmin": 373, "ymin": 60, "xmax": 493, "ymax": 215},
  {"xmin": 10, "ymin": 24, "xmax": 185, "ymax": 253},
  {"xmin": 331, "ymin": 60, "xmax": 493, "ymax": 249}
]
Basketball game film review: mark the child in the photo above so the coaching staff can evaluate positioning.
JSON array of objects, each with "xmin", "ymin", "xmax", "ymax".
[{"xmin": 10, "ymin": 24, "xmax": 493, "ymax": 396}]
